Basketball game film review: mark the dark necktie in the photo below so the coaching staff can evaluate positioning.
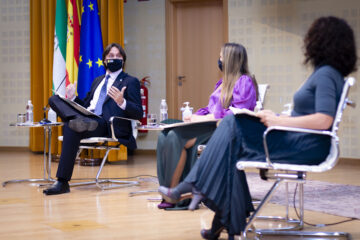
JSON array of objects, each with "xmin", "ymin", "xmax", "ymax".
[{"xmin": 94, "ymin": 75, "xmax": 110, "ymax": 115}]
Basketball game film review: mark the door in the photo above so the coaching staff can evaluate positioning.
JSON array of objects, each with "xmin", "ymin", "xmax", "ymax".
[{"xmin": 166, "ymin": 0, "xmax": 227, "ymax": 119}]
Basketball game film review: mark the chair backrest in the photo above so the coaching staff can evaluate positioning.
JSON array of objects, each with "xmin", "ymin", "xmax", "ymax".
[
  {"xmin": 256, "ymin": 84, "xmax": 269, "ymax": 110},
  {"xmin": 316, "ymin": 77, "xmax": 356, "ymax": 171},
  {"xmin": 331, "ymin": 77, "xmax": 356, "ymax": 135},
  {"xmin": 277, "ymin": 77, "xmax": 355, "ymax": 172}
]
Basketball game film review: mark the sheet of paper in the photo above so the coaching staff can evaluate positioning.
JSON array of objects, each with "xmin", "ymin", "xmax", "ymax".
[
  {"xmin": 137, "ymin": 119, "xmax": 218, "ymax": 131},
  {"xmin": 55, "ymin": 93, "xmax": 101, "ymax": 118},
  {"xmin": 229, "ymin": 107, "xmax": 259, "ymax": 118}
]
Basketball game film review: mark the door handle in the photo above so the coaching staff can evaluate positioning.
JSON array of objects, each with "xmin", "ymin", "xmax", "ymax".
[{"xmin": 177, "ymin": 76, "xmax": 186, "ymax": 86}]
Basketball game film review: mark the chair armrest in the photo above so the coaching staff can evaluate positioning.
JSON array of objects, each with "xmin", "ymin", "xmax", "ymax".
[
  {"xmin": 263, "ymin": 126, "xmax": 336, "ymax": 167},
  {"xmin": 109, "ymin": 116, "xmax": 141, "ymax": 140}
]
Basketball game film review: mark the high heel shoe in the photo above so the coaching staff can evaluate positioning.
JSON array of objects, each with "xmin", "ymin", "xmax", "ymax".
[
  {"xmin": 157, "ymin": 200, "xmax": 175, "ymax": 209},
  {"xmin": 200, "ymin": 213, "xmax": 224, "ymax": 239},
  {"xmin": 158, "ymin": 186, "xmax": 192, "ymax": 204},
  {"xmin": 200, "ymin": 228, "xmax": 223, "ymax": 239},
  {"xmin": 188, "ymin": 187, "xmax": 204, "ymax": 211},
  {"xmin": 159, "ymin": 185, "xmax": 204, "ymax": 210},
  {"xmin": 158, "ymin": 186, "xmax": 179, "ymax": 203}
]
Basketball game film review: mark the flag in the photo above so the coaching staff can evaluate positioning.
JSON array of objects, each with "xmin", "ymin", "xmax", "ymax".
[
  {"xmin": 65, "ymin": 0, "xmax": 80, "ymax": 88},
  {"xmin": 52, "ymin": 0, "xmax": 67, "ymax": 96},
  {"xmin": 77, "ymin": 0, "xmax": 105, "ymax": 99}
]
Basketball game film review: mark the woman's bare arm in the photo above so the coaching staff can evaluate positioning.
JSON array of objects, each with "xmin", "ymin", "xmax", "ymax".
[{"xmin": 256, "ymin": 110, "xmax": 333, "ymax": 130}]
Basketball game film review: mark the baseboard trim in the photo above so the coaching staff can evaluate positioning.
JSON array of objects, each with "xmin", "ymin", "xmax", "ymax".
[
  {"xmin": 339, "ymin": 157, "xmax": 360, "ymax": 162},
  {"xmin": 0, "ymin": 146, "xmax": 29, "ymax": 152},
  {"xmin": 133, "ymin": 149, "xmax": 156, "ymax": 155}
]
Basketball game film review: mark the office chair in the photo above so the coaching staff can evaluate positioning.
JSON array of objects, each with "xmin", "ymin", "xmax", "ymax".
[
  {"xmin": 59, "ymin": 117, "xmax": 140, "ymax": 190},
  {"xmin": 237, "ymin": 77, "xmax": 356, "ymax": 239}
]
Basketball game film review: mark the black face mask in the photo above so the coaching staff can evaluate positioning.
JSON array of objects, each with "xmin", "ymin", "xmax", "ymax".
[
  {"xmin": 106, "ymin": 59, "xmax": 123, "ymax": 72},
  {"xmin": 218, "ymin": 59, "xmax": 223, "ymax": 71}
]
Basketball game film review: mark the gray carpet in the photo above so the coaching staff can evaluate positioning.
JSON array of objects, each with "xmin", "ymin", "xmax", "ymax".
[{"xmin": 246, "ymin": 172, "xmax": 360, "ymax": 219}]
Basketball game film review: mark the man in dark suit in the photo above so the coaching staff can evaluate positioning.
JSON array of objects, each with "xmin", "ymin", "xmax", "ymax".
[{"xmin": 43, "ymin": 43, "xmax": 142, "ymax": 195}]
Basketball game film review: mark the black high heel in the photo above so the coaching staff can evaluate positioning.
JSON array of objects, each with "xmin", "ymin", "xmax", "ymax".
[
  {"xmin": 200, "ymin": 213, "xmax": 224, "ymax": 239},
  {"xmin": 200, "ymin": 228, "xmax": 223, "ymax": 240}
]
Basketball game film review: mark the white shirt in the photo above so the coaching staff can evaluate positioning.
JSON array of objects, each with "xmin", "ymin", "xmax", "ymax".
[{"xmin": 87, "ymin": 68, "xmax": 127, "ymax": 112}]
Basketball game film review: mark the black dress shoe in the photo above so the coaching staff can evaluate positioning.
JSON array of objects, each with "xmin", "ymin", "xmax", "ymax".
[
  {"xmin": 43, "ymin": 181, "xmax": 70, "ymax": 195},
  {"xmin": 69, "ymin": 117, "xmax": 98, "ymax": 133}
]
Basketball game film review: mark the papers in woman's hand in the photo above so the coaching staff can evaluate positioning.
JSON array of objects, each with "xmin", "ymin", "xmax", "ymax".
[
  {"xmin": 230, "ymin": 107, "xmax": 259, "ymax": 118},
  {"xmin": 137, "ymin": 118, "xmax": 219, "ymax": 131}
]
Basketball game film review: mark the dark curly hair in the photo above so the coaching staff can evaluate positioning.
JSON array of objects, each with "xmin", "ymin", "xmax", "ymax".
[{"xmin": 304, "ymin": 16, "xmax": 357, "ymax": 76}]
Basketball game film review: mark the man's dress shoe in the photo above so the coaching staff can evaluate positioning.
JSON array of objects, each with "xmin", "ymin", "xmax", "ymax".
[
  {"xmin": 43, "ymin": 181, "xmax": 70, "ymax": 195},
  {"xmin": 69, "ymin": 117, "xmax": 98, "ymax": 133}
]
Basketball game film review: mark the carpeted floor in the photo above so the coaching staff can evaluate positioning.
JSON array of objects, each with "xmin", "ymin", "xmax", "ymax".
[{"xmin": 246, "ymin": 172, "xmax": 360, "ymax": 219}]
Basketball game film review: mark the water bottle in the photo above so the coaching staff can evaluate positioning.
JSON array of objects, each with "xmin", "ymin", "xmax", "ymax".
[
  {"xmin": 26, "ymin": 100, "xmax": 33, "ymax": 124},
  {"xmin": 160, "ymin": 99, "xmax": 168, "ymax": 122}
]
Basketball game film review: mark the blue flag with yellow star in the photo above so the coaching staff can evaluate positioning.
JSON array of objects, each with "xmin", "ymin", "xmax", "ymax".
[{"xmin": 77, "ymin": 0, "xmax": 105, "ymax": 99}]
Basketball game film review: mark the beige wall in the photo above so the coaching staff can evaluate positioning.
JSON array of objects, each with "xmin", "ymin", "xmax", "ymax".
[
  {"xmin": 1, "ymin": 0, "xmax": 358, "ymax": 158},
  {"xmin": 228, "ymin": 0, "xmax": 360, "ymax": 158},
  {"xmin": 0, "ymin": 0, "xmax": 30, "ymax": 146},
  {"xmin": 126, "ymin": 0, "xmax": 360, "ymax": 158},
  {"xmin": 124, "ymin": 0, "xmax": 166, "ymax": 150}
]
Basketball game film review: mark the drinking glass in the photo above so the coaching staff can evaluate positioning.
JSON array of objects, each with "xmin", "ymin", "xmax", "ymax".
[
  {"xmin": 17, "ymin": 114, "xmax": 26, "ymax": 124},
  {"xmin": 147, "ymin": 113, "xmax": 157, "ymax": 126}
]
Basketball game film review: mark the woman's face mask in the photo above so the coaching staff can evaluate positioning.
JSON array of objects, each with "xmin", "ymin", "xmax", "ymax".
[{"xmin": 218, "ymin": 59, "xmax": 223, "ymax": 72}]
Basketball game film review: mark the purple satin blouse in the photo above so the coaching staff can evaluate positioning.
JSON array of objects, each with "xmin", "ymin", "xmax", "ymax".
[{"xmin": 196, "ymin": 75, "xmax": 257, "ymax": 119}]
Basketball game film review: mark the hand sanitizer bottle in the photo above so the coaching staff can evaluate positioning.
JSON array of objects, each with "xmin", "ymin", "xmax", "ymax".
[
  {"xmin": 180, "ymin": 102, "xmax": 193, "ymax": 121},
  {"xmin": 281, "ymin": 103, "xmax": 293, "ymax": 116}
]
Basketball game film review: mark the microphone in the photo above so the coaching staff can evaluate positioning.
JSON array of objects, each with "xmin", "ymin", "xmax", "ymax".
[
  {"xmin": 40, "ymin": 76, "xmax": 65, "ymax": 124},
  {"xmin": 54, "ymin": 75, "xmax": 66, "ymax": 95},
  {"xmin": 39, "ymin": 105, "xmax": 51, "ymax": 124}
]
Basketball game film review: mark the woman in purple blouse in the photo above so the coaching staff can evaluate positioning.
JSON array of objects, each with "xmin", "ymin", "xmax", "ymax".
[{"xmin": 156, "ymin": 43, "xmax": 257, "ymax": 209}]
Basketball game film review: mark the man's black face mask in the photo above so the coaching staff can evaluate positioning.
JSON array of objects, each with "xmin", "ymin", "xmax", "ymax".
[{"xmin": 106, "ymin": 59, "xmax": 123, "ymax": 72}]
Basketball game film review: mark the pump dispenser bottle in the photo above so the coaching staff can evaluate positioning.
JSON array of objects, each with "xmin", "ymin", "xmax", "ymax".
[{"xmin": 180, "ymin": 102, "xmax": 193, "ymax": 121}]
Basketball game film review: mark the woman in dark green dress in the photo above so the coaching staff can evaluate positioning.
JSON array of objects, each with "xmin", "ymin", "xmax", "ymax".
[{"xmin": 157, "ymin": 43, "xmax": 258, "ymax": 209}]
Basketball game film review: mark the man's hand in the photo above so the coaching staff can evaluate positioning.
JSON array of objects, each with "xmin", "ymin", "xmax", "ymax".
[
  {"xmin": 108, "ymin": 86, "xmax": 126, "ymax": 105},
  {"xmin": 66, "ymin": 83, "xmax": 76, "ymax": 99}
]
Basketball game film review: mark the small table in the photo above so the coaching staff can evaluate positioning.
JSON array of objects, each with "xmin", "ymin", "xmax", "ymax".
[{"xmin": 2, "ymin": 122, "xmax": 63, "ymax": 187}]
